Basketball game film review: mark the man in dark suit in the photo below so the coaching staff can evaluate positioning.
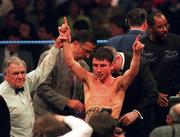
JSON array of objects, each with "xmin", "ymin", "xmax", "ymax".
[
  {"xmin": 108, "ymin": 8, "xmax": 148, "ymax": 52},
  {"xmin": 33, "ymin": 30, "xmax": 96, "ymax": 118},
  {"xmin": 106, "ymin": 46, "xmax": 158, "ymax": 137}
]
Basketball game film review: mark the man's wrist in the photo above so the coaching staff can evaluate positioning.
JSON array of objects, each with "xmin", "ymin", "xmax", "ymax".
[
  {"xmin": 133, "ymin": 52, "xmax": 141, "ymax": 56},
  {"xmin": 54, "ymin": 42, "xmax": 63, "ymax": 49},
  {"xmin": 132, "ymin": 109, "xmax": 143, "ymax": 119}
]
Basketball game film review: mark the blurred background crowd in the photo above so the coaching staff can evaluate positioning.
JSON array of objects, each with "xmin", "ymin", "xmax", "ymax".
[{"xmin": 0, "ymin": 0, "xmax": 180, "ymax": 69}]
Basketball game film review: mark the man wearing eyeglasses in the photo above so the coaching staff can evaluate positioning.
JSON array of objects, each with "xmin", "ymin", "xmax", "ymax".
[
  {"xmin": 141, "ymin": 10, "xmax": 180, "ymax": 127},
  {"xmin": 33, "ymin": 30, "xmax": 96, "ymax": 119}
]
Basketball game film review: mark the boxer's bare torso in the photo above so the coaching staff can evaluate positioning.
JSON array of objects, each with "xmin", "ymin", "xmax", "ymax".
[{"xmin": 84, "ymin": 72, "xmax": 126, "ymax": 119}]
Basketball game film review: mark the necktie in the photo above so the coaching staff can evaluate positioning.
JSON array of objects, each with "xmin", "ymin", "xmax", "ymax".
[
  {"xmin": 70, "ymin": 73, "xmax": 74, "ymax": 87},
  {"xmin": 15, "ymin": 87, "xmax": 24, "ymax": 94},
  {"xmin": 69, "ymin": 71, "xmax": 74, "ymax": 98}
]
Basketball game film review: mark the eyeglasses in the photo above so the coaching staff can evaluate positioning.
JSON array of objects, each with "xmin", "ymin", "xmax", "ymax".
[
  {"xmin": 81, "ymin": 46, "xmax": 93, "ymax": 54},
  {"xmin": 154, "ymin": 23, "xmax": 170, "ymax": 30}
]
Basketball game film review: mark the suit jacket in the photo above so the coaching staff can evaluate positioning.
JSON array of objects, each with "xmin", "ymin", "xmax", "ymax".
[
  {"xmin": 108, "ymin": 30, "xmax": 145, "ymax": 52},
  {"xmin": 33, "ymin": 49, "xmax": 89, "ymax": 117},
  {"xmin": 0, "ymin": 48, "xmax": 34, "ymax": 73},
  {"xmin": 0, "ymin": 73, "xmax": 3, "ymax": 83},
  {"xmin": 0, "ymin": 95, "xmax": 10, "ymax": 137},
  {"xmin": 117, "ymin": 52, "xmax": 158, "ymax": 137},
  {"xmin": 150, "ymin": 124, "xmax": 180, "ymax": 137}
]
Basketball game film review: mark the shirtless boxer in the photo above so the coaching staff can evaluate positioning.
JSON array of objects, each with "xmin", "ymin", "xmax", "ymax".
[{"xmin": 59, "ymin": 17, "xmax": 144, "ymax": 121}]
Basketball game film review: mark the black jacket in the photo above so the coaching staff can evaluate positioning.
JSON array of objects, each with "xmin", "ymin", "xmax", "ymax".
[
  {"xmin": 117, "ymin": 52, "xmax": 158, "ymax": 137},
  {"xmin": 0, "ymin": 95, "xmax": 10, "ymax": 137}
]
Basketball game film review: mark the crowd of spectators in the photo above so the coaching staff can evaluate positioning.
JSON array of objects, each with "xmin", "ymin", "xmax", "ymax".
[
  {"xmin": 0, "ymin": 0, "xmax": 180, "ymax": 137},
  {"xmin": 0, "ymin": 0, "xmax": 179, "ymax": 69}
]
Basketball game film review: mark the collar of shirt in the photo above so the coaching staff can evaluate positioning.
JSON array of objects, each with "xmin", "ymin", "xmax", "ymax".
[{"xmin": 118, "ymin": 52, "xmax": 125, "ymax": 70}]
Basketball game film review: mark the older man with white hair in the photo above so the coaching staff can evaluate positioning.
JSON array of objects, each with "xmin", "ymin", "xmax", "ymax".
[{"xmin": 150, "ymin": 103, "xmax": 180, "ymax": 137}]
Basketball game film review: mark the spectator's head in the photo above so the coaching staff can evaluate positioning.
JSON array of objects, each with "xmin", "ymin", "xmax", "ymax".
[
  {"xmin": 73, "ymin": 19, "xmax": 90, "ymax": 35},
  {"xmin": 6, "ymin": 28, "xmax": 21, "ymax": 53},
  {"xmin": 68, "ymin": 0, "xmax": 81, "ymax": 17},
  {"xmin": 71, "ymin": 30, "xmax": 96, "ymax": 59},
  {"xmin": 126, "ymin": 8, "xmax": 148, "ymax": 31},
  {"xmin": 3, "ymin": 57, "xmax": 27, "ymax": 89},
  {"xmin": 88, "ymin": 111, "xmax": 125, "ymax": 137},
  {"xmin": 38, "ymin": 22, "xmax": 57, "ymax": 40},
  {"xmin": 33, "ymin": 113, "xmax": 71, "ymax": 137},
  {"xmin": 4, "ymin": 10, "xmax": 20, "ymax": 29},
  {"xmin": 33, "ymin": 0, "xmax": 53, "ymax": 13},
  {"xmin": 147, "ymin": 10, "xmax": 169, "ymax": 42},
  {"xmin": 166, "ymin": 103, "xmax": 180, "ymax": 125},
  {"xmin": 0, "ymin": 0, "xmax": 14, "ymax": 16},
  {"xmin": 109, "ymin": 14, "xmax": 127, "ymax": 36},
  {"xmin": 18, "ymin": 20, "xmax": 37, "ymax": 39}
]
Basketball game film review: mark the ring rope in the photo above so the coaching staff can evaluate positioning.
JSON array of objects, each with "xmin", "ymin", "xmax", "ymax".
[{"xmin": 0, "ymin": 40, "xmax": 108, "ymax": 45}]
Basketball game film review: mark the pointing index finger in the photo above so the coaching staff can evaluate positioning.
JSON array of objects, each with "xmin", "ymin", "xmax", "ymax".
[
  {"xmin": 135, "ymin": 34, "xmax": 141, "ymax": 42},
  {"xmin": 64, "ymin": 17, "xmax": 68, "ymax": 26}
]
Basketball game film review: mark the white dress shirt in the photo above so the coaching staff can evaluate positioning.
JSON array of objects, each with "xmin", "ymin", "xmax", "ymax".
[
  {"xmin": 0, "ymin": 46, "xmax": 59, "ymax": 137},
  {"xmin": 60, "ymin": 116, "xmax": 93, "ymax": 137}
]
